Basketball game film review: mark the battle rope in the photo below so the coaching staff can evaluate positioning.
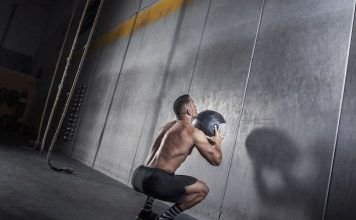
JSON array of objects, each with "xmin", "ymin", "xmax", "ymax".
[
  {"xmin": 40, "ymin": 0, "xmax": 91, "ymax": 156},
  {"xmin": 30, "ymin": 0, "xmax": 80, "ymax": 151},
  {"xmin": 44, "ymin": 0, "xmax": 104, "ymax": 173}
]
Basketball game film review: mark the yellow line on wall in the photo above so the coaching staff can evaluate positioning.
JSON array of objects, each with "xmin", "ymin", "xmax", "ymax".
[
  {"xmin": 90, "ymin": 18, "xmax": 135, "ymax": 50},
  {"xmin": 91, "ymin": 0, "xmax": 192, "ymax": 50}
]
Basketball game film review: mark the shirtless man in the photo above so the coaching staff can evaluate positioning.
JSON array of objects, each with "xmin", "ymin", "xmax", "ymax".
[{"xmin": 131, "ymin": 94, "xmax": 223, "ymax": 220}]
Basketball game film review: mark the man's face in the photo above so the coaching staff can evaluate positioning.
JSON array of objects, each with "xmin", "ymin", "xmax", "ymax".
[{"xmin": 189, "ymin": 98, "xmax": 198, "ymax": 118}]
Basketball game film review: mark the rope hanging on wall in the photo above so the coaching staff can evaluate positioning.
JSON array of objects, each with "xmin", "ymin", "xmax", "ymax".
[
  {"xmin": 31, "ymin": 0, "xmax": 80, "ymax": 151},
  {"xmin": 39, "ymin": 0, "xmax": 90, "ymax": 157},
  {"xmin": 42, "ymin": 0, "xmax": 105, "ymax": 173}
]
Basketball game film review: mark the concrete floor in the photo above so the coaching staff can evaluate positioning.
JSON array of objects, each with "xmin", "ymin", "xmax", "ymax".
[{"xmin": 0, "ymin": 135, "xmax": 196, "ymax": 220}]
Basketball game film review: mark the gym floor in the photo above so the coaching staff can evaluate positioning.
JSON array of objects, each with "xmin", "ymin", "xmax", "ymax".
[{"xmin": 0, "ymin": 133, "xmax": 196, "ymax": 220}]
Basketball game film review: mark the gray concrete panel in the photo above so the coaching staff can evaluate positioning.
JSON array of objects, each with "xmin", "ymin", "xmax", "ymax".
[
  {"xmin": 71, "ymin": 36, "xmax": 131, "ymax": 165},
  {"xmin": 140, "ymin": 0, "xmax": 159, "ymax": 10},
  {"xmin": 0, "ymin": 0, "xmax": 13, "ymax": 39},
  {"xmin": 92, "ymin": 0, "xmax": 202, "ymax": 183},
  {"xmin": 69, "ymin": 50, "xmax": 102, "ymax": 165},
  {"xmin": 220, "ymin": 1, "xmax": 355, "ymax": 219},
  {"xmin": 3, "ymin": 1, "xmax": 48, "ymax": 57},
  {"xmin": 129, "ymin": 0, "xmax": 211, "ymax": 185},
  {"xmin": 325, "ymin": 9, "xmax": 356, "ymax": 220},
  {"xmin": 65, "ymin": 0, "xmax": 356, "ymax": 219},
  {"xmin": 64, "ymin": 50, "xmax": 101, "ymax": 162},
  {"xmin": 94, "ymin": 0, "xmax": 141, "ymax": 38},
  {"xmin": 172, "ymin": 0, "xmax": 264, "ymax": 219},
  {"xmin": 61, "ymin": 51, "xmax": 101, "ymax": 156},
  {"xmin": 44, "ymin": 0, "xmax": 76, "ymax": 40}
]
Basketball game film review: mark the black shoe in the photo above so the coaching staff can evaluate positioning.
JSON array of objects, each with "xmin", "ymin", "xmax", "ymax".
[{"xmin": 135, "ymin": 210, "xmax": 158, "ymax": 220}]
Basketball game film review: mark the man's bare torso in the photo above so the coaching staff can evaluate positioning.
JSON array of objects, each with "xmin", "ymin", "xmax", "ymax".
[{"xmin": 146, "ymin": 120, "xmax": 195, "ymax": 173}]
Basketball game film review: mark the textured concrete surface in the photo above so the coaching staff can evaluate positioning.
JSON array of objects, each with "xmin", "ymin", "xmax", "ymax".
[
  {"xmin": 325, "ymin": 7, "xmax": 356, "ymax": 220},
  {"xmin": 220, "ymin": 0, "xmax": 355, "ymax": 219},
  {"xmin": 177, "ymin": 0, "xmax": 264, "ymax": 219},
  {"xmin": 0, "ymin": 0, "xmax": 49, "ymax": 57},
  {"xmin": 140, "ymin": 0, "xmax": 159, "ymax": 10},
  {"xmin": 94, "ymin": 0, "xmax": 140, "ymax": 37},
  {"xmin": 71, "ymin": 29, "xmax": 133, "ymax": 167},
  {"xmin": 0, "ymin": 138, "xmax": 196, "ymax": 220},
  {"xmin": 92, "ymin": 0, "xmax": 210, "ymax": 188},
  {"xmin": 65, "ymin": 0, "xmax": 356, "ymax": 219},
  {"xmin": 130, "ymin": 0, "xmax": 211, "ymax": 187},
  {"xmin": 64, "ymin": 50, "xmax": 100, "ymax": 160}
]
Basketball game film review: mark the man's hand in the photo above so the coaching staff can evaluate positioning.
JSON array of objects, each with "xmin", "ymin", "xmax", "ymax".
[{"xmin": 206, "ymin": 125, "xmax": 224, "ymax": 146}]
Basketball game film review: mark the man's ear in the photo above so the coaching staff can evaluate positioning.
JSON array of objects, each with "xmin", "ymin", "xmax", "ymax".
[{"xmin": 186, "ymin": 108, "xmax": 192, "ymax": 116}]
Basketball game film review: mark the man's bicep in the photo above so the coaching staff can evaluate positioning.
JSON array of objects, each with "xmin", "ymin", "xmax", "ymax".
[{"xmin": 193, "ymin": 130, "xmax": 215, "ymax": 160}]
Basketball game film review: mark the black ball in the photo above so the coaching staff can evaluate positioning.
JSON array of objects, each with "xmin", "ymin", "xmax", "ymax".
[{"xmin": 193, "ymin": 110, "xmax": 226, "ymax": 137}]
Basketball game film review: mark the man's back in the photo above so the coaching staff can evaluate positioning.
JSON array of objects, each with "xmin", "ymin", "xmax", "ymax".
[
  {"xmin": 147, "ymin": 121, "xmax": 195, "ymax": 173},
  {"xmin": 132, "ymin": 94, "xmax": 223, "ymax": 219}
]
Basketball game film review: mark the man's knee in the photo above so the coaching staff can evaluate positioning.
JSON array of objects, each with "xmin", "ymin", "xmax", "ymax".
[
  {"xmin": 197, "ymin": 180, "xmax": 209, "ymax": 197},
  {"xmin": 185, "ymin": 179, "xmax": 209, "ymax": 196}
]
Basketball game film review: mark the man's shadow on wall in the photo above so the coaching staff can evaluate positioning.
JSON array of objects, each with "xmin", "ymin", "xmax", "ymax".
[{"xmin": 245, "ymin": 127, "xmax": 323, "ymax": 220}]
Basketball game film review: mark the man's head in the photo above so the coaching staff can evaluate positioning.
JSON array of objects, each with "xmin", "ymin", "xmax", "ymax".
[{"xmin": 173, "ymin": 94, "xmax": 197, "ymax": 120}]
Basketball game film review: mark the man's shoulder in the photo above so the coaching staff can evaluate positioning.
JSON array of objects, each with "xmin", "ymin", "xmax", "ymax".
[
  {"xmin": 157, "ymin": 121, "xmax": 176, "ymax": 134},
  {"xmin": 161, "ymin": 120, "xmax": 176, "ymax": 129},
  {"xmin": 181, "ymin": 123, "xmax": 199, "ymax": 138}
]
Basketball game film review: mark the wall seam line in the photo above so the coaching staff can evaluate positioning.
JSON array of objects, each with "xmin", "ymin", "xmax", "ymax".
[
  {"xmin": 70, "ymin": 49, "xmax": 103, "ymax": 157},
  {"xmin": 217, "ymin": 0, "xmax": 265, "ymax": 219},
  {"xmin": 127, "ymin": 0, "xmax": 189, "ymax": 184},
  {"xmin": 187, "ymin": 0, "xmax": 212, "ymax": 94},
  {"xmin": 140, "ymin": 0, "xmax": 159, "ymax": 11},
  {"xmin": 322, "ymin": 2, "xmax": 356, "ymax": 219},
  {"xmin": 92, "ymin": 0, "xmax": 143, "ymax": 168}
]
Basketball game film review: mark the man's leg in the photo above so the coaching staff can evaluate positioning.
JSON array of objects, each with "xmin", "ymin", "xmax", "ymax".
[
  {"xmin": 179, "ymin": 180, "xmax": 209, "ymax": 210},
  {"xmin": 136, "ymin": 196, "xmax": 158, "ymax": 220},
  {"xmin": 158, "ymin": 180, "xmax": 209, "ymax": 219},
  {"xmin": 143, "ymin": 196, "xmax": 155, "ymax": 212}
]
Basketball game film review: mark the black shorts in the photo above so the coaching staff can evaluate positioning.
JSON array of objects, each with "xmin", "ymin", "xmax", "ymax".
[{"xmin": 131, "ymin": 165, "xmax": 197, "ymax": 203}]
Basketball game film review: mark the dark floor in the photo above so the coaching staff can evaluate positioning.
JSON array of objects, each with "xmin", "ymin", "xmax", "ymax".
[{"xmin": 0, "ymin": 135, "xmax": 196, "ymax": 220}]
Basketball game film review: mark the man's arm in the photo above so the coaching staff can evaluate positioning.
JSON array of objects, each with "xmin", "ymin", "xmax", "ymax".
[
  {"xmin": 145, "ymin": 120, "xmax": 176, "ymax": 165},
  {"xmin": 193, "ymin": 126, "xmax": 223, "ymax": 166}
]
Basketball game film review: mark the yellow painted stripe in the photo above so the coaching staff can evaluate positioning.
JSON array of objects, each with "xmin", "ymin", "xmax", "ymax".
[
  {"xmin": 91, "ymin": 18, "xmax": 135, "ymax": 50},
  {"xmin": 90, "ymin": 0, "xmax": 192, "ymax": 50}
]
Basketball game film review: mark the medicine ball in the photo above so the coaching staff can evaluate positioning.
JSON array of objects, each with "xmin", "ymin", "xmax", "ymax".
[{"xmin": 193, "ymin": 110, "xmax": 227, "ymax": 137}]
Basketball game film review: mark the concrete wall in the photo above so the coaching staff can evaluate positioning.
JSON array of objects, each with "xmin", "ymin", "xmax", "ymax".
[
  {"xmin": 325, "ymin": 7, "xmax": 356, "ymax": 220},
  {"xmin": 0, "ymin": 0, "xmax": 13, "ymax": 38},
  {"xmin": 0, "ymin": 0, "xmax": 53, "ymax": 74},
  {"xmin": 34, "ymin": 0, "xmax": 77, "ymax": 66},
  {"xmin": 220, "ymin": 1, "xmax": 354, "ymax": 219},
  {"xmin": 0, "ymin": 0, "xmax": 76, "ymax": 76},
  {"xmin": 26, "ymin": 0, "xmax": 79, "ymax": 132},
  {"xmin": 0, "ymin": 0, "xmax": 50, "ymax": 57},
  {"xmin": 67, "ymin": 0, "xmax": 356, "ymax": 219}
]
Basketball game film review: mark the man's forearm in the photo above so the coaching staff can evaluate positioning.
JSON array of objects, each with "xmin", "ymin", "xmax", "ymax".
[{"xmin": 212, "ymin": 142, "xmax": 222, "ymax": 165}]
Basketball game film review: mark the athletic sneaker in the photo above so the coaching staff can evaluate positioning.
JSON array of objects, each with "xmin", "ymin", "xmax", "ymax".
[{"xmin": 135, "ymin": 210, "xmax": 158, "ymax": 220}]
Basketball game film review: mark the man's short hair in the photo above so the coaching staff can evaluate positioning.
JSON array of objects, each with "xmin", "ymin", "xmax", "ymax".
[{"xmin": 173, "ymin": 94, "xmax": 191, "ymax": 117}]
